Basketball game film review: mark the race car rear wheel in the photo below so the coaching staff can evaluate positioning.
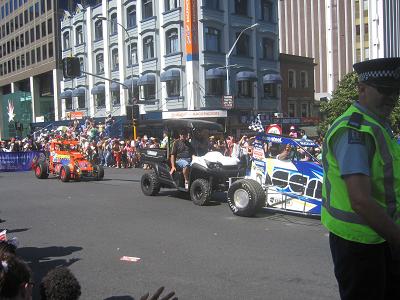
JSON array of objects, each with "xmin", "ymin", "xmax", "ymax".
[
  {"xmin": 93, "ymin": 165, "xmax": 104, "ymax": 181},
  {"xmin": 141, "ymin": 171, "xmax": 160, "ymax": 196},
  {"xmin": 60, "ymin": 166, "xmax": 71, "ymax": 182},
  {"xmin": 227, "ymin": 179, "xmax": 265, "ymax": 217},
  {"xmin": 190, "ymin": 178, "xmax": 211, "ymax": 206},
  {"xmin": 34, "ymin": 162, "xmax": 48, "ymax": 179}
]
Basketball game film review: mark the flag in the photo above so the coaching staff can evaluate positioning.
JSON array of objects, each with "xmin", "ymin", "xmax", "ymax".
[
  {"xmin": 0, "ymin": 230, "xmax": 7, "ymax": 241},
  {"xmin": 249, "ymin": 114, "xmax": 264, "ymax": 133}
]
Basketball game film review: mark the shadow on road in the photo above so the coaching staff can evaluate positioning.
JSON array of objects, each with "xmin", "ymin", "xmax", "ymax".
[
  {"xmin": 103, "ymin": 296, "xmax": 135, "ymax": 300},
  {"xmin": 7, "ymin": 227, "xmax": 30, "ymax": 233},
  {"xmin": 17, "ymin": 245, "xmax": 83, "ymax": 299}
]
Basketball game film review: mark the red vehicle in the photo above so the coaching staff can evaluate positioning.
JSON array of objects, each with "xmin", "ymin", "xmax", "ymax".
[{"xmin": 32, "ymin": 139, "xmax": 104, "ymax": 182}]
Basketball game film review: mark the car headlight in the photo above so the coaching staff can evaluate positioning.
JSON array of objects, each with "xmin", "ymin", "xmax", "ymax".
[{"xmin": 205, "ymin": 160, "xmax": 223, "ymax": 169}]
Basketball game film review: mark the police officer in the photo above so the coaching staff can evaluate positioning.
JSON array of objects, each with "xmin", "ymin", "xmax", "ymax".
[{"xmin": 321, "ymin": 57, "xmax": 400, "ymax": 300}]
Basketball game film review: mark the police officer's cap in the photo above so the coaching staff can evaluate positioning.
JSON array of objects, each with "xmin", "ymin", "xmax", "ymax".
[{"xmin": 353, "ymin": 57, "xmax": 400, "ymax": 88}]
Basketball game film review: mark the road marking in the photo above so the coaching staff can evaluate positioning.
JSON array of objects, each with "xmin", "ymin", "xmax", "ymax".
[{"xmin": 120, "ymin": 256, "xmax": 141, "ymax": 262}]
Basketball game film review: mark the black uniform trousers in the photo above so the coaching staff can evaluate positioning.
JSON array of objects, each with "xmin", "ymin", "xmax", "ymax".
[{"xmin": 330, "ymin": 232, "xmax": 400, "ymax": 300}]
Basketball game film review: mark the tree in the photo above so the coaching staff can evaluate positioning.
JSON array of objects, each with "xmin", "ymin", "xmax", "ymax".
[{"xmin": 319, "ymin": 72, "xmax": 400, "ymax": 136}]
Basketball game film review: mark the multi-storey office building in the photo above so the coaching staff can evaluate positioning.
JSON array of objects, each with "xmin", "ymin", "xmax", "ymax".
[
  {"xmin": 60, "ymin": 0, "xmax": 281, "ymax": 134},
  {"xmin": 279, "ymin": 0, "xmax": 400, "ymax": 100}
]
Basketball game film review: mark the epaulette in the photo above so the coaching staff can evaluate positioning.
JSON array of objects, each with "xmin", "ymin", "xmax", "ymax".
[{"xmin": 347, "ymin": 112, "xmax": 363, "ymax": 129}]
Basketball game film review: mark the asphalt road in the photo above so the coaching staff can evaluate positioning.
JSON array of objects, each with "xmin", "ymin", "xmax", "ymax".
[{"xmin": 0, "ymin": 168, "xmax": 339, "ymax": 300}]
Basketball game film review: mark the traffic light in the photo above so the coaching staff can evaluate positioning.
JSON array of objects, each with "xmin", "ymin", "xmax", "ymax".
[
  {"xmin": 62, "ymin": 57, "xmax": 81, "ymax": 78},
  {"xmin": 132, "ymin": 104, "xmax": 140, "ymax": 120},
  {"xmin": 133, "ymin": 119, "xmax": 138, "ymax": 127}
]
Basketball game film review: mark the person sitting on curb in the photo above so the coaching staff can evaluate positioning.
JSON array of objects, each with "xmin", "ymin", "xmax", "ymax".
[{"xmin": 170, "ymin": 129, "xmax": 194, "ymax": 189}]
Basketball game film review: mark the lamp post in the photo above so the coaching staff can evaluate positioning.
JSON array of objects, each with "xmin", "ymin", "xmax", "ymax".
[
  {"xmin": 225, "ymin": 23, "xmax": 259, "ymax": 96},
  {"xmin": 96, "ymin": 16, "xmax": 137, "ymax": 139}
]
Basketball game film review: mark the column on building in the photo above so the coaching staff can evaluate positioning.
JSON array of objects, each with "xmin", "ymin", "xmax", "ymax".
[
  {"xmin": 53, "ymin": 69, "xmax": 62, "ymax": 121},
  {"xmin": 158, "ymin": 1, "xmax": 168, "ymax": 112},
  {"xmin": 116, "ymin": 0, "xmax": 127, "ymax": 116},
  {"xmin": 86, "ymin": 7, "xmax": 95, "ymax": 117},
  {"xmin": 102, "ymin": 0, "xmax": 112, "ymax": 113},
  {"xmin": 30, "ymin": 76, "xmax": 40, "ymax": 122},
  {"xmin": 250, "ymin": 0, "xmax": 259, "ymax": 111}
]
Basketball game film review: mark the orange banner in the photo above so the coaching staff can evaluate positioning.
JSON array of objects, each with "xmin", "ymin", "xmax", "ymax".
[
  {"xmin": 184, "ymin": 0, "xmax": 199, "ymax": 61},
  {"xmin": 66, "ymin": 111, "xmax": 85, "ymax": 120}
]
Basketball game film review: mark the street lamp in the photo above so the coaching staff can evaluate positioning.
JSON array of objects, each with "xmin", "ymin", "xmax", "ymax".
[
  {"xmin": 225, "ymin": 23, "xmax": 259, "ymax": 95},
  {"xmin": 96, "ymin": 16, "xmax": 137, "ymax": 139}
]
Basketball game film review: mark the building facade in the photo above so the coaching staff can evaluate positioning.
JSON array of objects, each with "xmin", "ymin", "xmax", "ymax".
[
  {"xmin": 278, "ymin": 0, "xmax": 400, "ymax": 99},
  {"xmin": 59, "ymin": 0, "xmax": 281, "ymax": 134}
]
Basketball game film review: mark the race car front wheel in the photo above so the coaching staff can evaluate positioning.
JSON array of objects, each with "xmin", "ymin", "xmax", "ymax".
[
  {"xmin": 60, "ymin": 166, "xmax": 71, "ymax": 182},
  {"xmin": 35, "ymin": 162, "xmax": 48, "ymax": 179},
  {"xmin": 227, "ymin": 179, "xmax": 265, "ymax": 217},
  {"xmin": 93, "ymin": 165, "xmax": 104, "ymax": 181}
]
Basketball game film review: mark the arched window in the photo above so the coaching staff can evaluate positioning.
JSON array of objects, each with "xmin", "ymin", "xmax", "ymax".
[
  {"xmin": 300, "ymin": 71, "xmax": 308, "ymax": 88},
  {"xmin": 235, "ymin": 0, "xmax": 248, "ymax": 16},
  {"xmin": 96, "ymin": 53, "xmax": 104, "ymax": 74},
  {"xmin": 166, "ymin": 28, "xmax": 178, "ymax": 54},
  {"xmin": 143, "ymin": 36, "xmax": 154, "ymax": 60},
  {"xmin": 63, "ymin": 31, "xmax": 70, "ymax": 49},
  {"xmin": 261, "ymin": 0, "xmax": 273, "ymax": 22},
  {"xmin": 205, "ymin": 27, "xmax": 221, "ymax": 52},
  {"xmin": 142, "ymin": 0, "xmax": 153, "ymax": 19},
  {"xmin": 165, "ymin": 0, "xmax": 179, "ymax": 11},
  {"xmin": 94, "ymin": 20, "xmax": 103, "ymax": 40},
  {"xmin": 236, "ymin": 32, "xmax": 250, "ymax": 56},
  {"xmin": 75, "ymin": 25, "xmax": 83, "ymax": 45},
  {"xmin": 262, "ymin": 38, "xmax": 274, "ymax": 60},
  {"xmin": 110, "ymin": 13, "xmax": 117, "ymax": 34},
  {"xmin": 111, "ymin": 48, "xmax": 119, "ymax": 70},
  {"xmin": 127, "ymin": 5, "xmax": 136, "ymax": 28},
  {"xmin": 127, "ymin": 43, "xmax": 138, "ymax": 65},
  {"xmin": 288, "ymin": 70, "xmax": 296, "ymax": 88},
  {"xmin": 79, "ymin": 57, "xmax": 84, "ymax": 72}
]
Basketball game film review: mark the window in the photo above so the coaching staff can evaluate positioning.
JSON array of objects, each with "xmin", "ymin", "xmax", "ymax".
[
  {"xmin": 128, "ymin": 43, "xmax": 138, "ymax": 65},
  {"xmin": 96, "ymin": 94, "xmax": 105, "ymax": 107},
  {"xmin": 63, "ymin": 31, "xmax": 70, "ymax": 49},
  {"xmin": 205, "ymin": 27, "xmax": 220, "ymax": 52},
  {"xmin": 42, "ymin": 44, "xmax": 47, "ymax": 60},
  {"xmin": 36, "ymin": 46, "xmax": 41, "ymax": 62},
  {"xmin": 19, "ymin": 13, "xmax": 23, "ymax": 27},
  {"xmin": 110, "ymin": 13, "xmax": 117, "ymax": 35},
  {"xmin": 16, "ymin": 57, "xmax": 20, "ymax": 70},
  {"xmin": 36, "ymin": 25, "xmax": 41, "ymax": 39},
  {"xmin": 47, "ymin": 0, "xmax": 51, "ymax": 10},
  {"xmin": 261, "ymin": 0, "xmax": 273, "ymax": 22},
  {"xmin": 65, "ymin": 97, "xmax": 72, "ymax": 110},
  {"xmin": 20, "ymin": 33, "xmax": 24, "ymax": 47},
  {"xmin": 35, "ymin": 2, "xmax": 39, "ymax": 17},
  {"xmin": 140, "ymin": 84, "xmax": 156, "ymax": 100},
  {"xmin": 111, "ymin": 48, "xmax": 119, "ymax": 70},
  {"xmin": 264, "ymin": 83, "xmax": 277, "ymax": 97},
  {"xmin": 206, "ymin": 78, "xmax": 224, "ymax": 96},
  {"xmin": 127, "ymin": 6, "xmax": 136, "ymax": 28},
  {"xmin": 235, "ymin": 0, "xmax": 248, "ymax": 16},
  {"xmin": 300, "ymin": 71, "xmax": 308, "ymax": 88},
  {"xmin": 41, "ymin": 0, "xmax": 45, "ymax": 14},
  {"xmin": 165, "ymin": 0, "xmax": 179, "ymax": 11},
  {"xmin": 41, "ymin": 21, "xmax": 46, "ymax": 37},
  {"xmin": 76, "ymin": 25, "xmax": 83, "ymax": 45},
  {"xmin": 236, "ymin": 32, "xmax": 249, "ymax": 56},
  {"xmin": 262, "ymin": 38, "xmax": 274, "ymax": 60},
  {"xmin": 301, "ymin": 103, "xmax": 309, "ymax": 117},
  {"xmin": 79, "ymin": 57, "xmax": 84, "ymax": 72},
  {"xmin": 166, "ymin": 29, "xmax": 178, "ymax": 54},
  {"xmin": 288, "ymin": 102, "xmax": 296, "ymax": 117},
  {"xmin": 30, "ymin": 28, "xmax": 34, "ymax": 42},
  {"xmin": 31, "ymin": 49, "xmax": 35, "ymax": 64},
  {"xmin": 288, "ymin": 70, "xmax": 296, "ymax": 88},
  {"xmin": 204, "ymin": 0, "xmax": 219, "ymax": 10},
  {"xmin": 237, "ymin": 80, "xmax": 253, "ymax": 98},
  {"xmin": 15, "ymin": 16, "xmax": 18, "ymax": 29},
  {"xmin": 48, "ymin": 42, "xmax": 53, "ymax": 57},
  {"xmin": 47, "ymin": 18, "xmax": 52, "ymax": 34},
  {"xmin": 112, "ymin": 91, "xmax": 120, "ymax": 106},
  {"xmin": 29, "ymin": 5, "xmax": 33, "ymax": 21},
  {"xmin": 21, "ymin": 54, "xmax": 25, "ymax": 68},
  {"xmin": 142, "ymin": 0, "xmax": 153, "ymax": 19},
  {"xmin": 78, "ymin": 95, "xmax": 85, "ymax": 109},
  {"xmin": 143, "ymin": 36, "xmax": 154, "ymax": 60},
  {"xmin": 16, "ymin": 36, "xmax": 19, "ymax": 50},
  {"xmin": 24, "ymin": 9, "xmax": 28, "ymax": 23},
  {"xmin": 96, "ymin": 53, "xmax": 104, "ymax": 74},
  {"xmin": 166, "ymin": 79, "xmax": 180, "ymax": 97},
  {"xmin": 94, "ymin": 20, "xmax": 103, "ymax": 40},
  {"xmin": 26, "ymin": 52, "xmax": 30, "ymax": 65}
]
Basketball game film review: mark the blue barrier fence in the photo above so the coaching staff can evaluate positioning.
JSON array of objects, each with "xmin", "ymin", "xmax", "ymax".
[{"xmin": 0, "ymin": 151, "xmax": 43, "ymax": 172}]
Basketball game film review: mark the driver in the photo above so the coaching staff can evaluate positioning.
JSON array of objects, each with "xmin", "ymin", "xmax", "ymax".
[
  {"xmin": 277, "ymin": 144, "xmax": 293, "ymax": 160},
  {"xmin": 170, "ymin": 128, "xmax": 194, "ymax": 189}
]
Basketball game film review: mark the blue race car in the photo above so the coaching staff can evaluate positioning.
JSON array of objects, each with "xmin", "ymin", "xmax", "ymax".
[{"xmin": 227, "ymin": 133, "xmax": 323, "ymax": 217}]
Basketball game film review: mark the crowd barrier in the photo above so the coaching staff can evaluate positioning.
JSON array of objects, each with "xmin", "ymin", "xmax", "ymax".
[{"xmin": 0, "ymin": 151, "xmax": 43, "ymax": 172}]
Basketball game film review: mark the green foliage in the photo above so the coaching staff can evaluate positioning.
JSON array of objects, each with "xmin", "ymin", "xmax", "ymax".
[{"xmin": 319, "ymin": 72, "xmax": 400, "ymax": 135}]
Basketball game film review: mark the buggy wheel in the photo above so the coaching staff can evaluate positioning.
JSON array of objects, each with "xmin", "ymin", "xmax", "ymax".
[
  {"xmin": 227, "ymin": 179, "xmax": 265, "ymax": 217},
  {"xmin": 141, "ymin": 171, "xmax": 160, "ymax": 196},
  {"xmin": 93, "ymin": 165, "xmax": 104, "ymax": 181},
  {"xmin": 60, "ymin": 166, "xmax": 71, "ymax": 182},
  {"xmin": 34, "ymin": 162, "xmax": 48, "ymax": 179},
  {"xmin": 190, "ymin": 178, "xmax": 211, "ymax": 206}
]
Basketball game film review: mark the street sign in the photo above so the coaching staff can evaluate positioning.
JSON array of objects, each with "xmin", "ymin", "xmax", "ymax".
[
  {"xmin": 266, "ymin": 124, "xmax": 282, "ymax": 135},
  {"xmin": 271, "ymin": 117, "xmax": 302, "ymax": 124},
  {"xmin": 222, "ymin": 95, "xmax": 234, "ymax": 109}
]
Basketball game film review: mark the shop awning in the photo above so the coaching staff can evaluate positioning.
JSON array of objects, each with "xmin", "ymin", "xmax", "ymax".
[
  {"xmin": 263, "ymin": 73, "xmax": 283, "ymax": 84},
  {"xmin": 60, "ymin": 90, "xmax": 73, "ymax": 99},
  {"xmin": 137, "ymin": 74, "xmax": 156, "ymax": 86},
  {"xmin": 91, "ymin": 84, "xmax": 105, "ymax": 95},
  {"xmin": 160, "ymin": 69, "xmax": 180, "ymax": 82},
  {"xmin": 72, "ymin": 87, "xmax": 86, "ymax": 97},
  {"xmin": 122, "ymin": 78, "xmax": 138, "ymax": 89},
  {"xmin": 111, "ymin": 82, "xmax": 121, "ymax": 92},
  {"xmin": 236, "ymin": 71, "xmax": 257, "ymax": 82},
  {"xmin": 206, "ymin": 68, "xmax": 226, "ymax": 79}
]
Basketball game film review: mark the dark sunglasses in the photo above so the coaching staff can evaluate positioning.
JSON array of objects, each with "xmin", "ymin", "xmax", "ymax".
[{"xmin": 367, "ymin": 83, "xmax": 400, "ymax": 96}]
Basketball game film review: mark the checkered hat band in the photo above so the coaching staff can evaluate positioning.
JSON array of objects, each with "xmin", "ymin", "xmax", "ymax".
[{"xmin": 359, "ymin": 70, "xmax": 399, "ymax": 81}]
